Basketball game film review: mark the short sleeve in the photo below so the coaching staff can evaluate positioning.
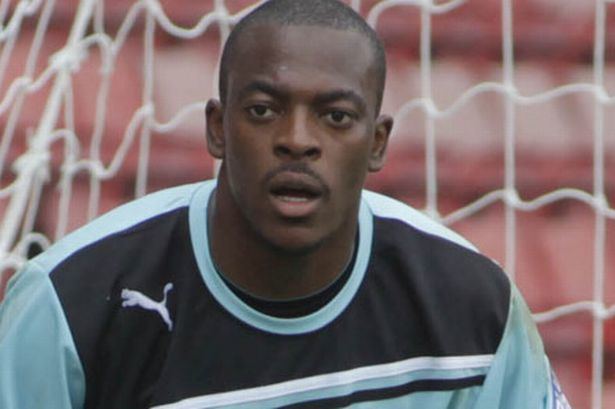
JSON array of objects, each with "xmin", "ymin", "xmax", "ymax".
[
  {"xmin": 0, "ymin": 263, "xmax": 85, "ymax": 409},
  {"xmin": 473, "ymin": 284, "xmax": 572, "ymax": 408}
]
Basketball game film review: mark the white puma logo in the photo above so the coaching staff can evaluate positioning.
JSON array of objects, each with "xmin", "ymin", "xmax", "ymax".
[{"xmin": 121, "ymin": 283, "xmax": 174, "ymax": 331}]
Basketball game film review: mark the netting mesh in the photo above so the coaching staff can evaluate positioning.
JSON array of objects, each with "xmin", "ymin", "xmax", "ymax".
[{"xmin": 0, "ymin": 0, "xmax": 613, "ymax": 407}]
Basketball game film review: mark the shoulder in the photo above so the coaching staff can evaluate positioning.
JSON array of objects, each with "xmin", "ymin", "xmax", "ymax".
[
  {"xmin": 362, "ymin": 190, "xmax": 511, "ymax": 354},
  {"xmin": 362, "ymin": 189, "xmax": 507, "ymax": 292},
  {"xmin": 32, "ymin": 181, "xmax": 208, "ymax": 274},
  {"xmin": 362, "ymin": 190, "xmax": 477, "ymax": 251}
]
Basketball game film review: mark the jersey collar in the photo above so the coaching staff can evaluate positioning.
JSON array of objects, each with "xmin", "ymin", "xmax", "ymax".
[{"xmin": 188, "ymin": 180, "xmax": 373, "ymax": 335}]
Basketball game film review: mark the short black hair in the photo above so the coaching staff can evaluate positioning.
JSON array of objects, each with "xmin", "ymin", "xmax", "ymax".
[{"xmin": 218, "ymin": 0, "xmax": 387, "ymax": 114}]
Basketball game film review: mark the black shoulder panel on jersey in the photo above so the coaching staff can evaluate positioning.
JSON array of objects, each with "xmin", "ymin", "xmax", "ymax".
[
  {"xmin": 50, "ymin": 207, "xmax": 196, "ymax": 409},
  {"xmin": 148, "ymin": 217, "xmax": 511, "ymax": 406},
  {"xmin": 367, "ymin": 216, "xmax": 511, "ymax": 356},
  {"xmin": 47, "ymin": 209, "xmax": 512, "ymax": 408}
]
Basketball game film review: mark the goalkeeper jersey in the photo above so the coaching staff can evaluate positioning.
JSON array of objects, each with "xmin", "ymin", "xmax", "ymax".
[{"xmin": 0, "ymin": 180, "xmax": 571, "ymax": 408}]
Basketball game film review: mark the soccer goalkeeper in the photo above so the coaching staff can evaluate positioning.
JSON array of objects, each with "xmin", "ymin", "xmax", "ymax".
[{"xmin": 0, "ymin": 0, "xmax": 571, "ymax": 407}]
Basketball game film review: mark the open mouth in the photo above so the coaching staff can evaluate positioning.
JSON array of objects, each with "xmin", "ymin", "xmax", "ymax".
[
  {"xmin": 270, "ymin": 187, "xmax": 321, "ymax": 202},
  {"xmin": 267, "ymin": 172, "xmax": 326, "ymax": 217}
]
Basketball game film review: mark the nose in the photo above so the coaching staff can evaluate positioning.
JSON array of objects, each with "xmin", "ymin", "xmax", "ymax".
[{"xmin": 274, "ymin": 109, "xmax": 321, "ymax": 161}]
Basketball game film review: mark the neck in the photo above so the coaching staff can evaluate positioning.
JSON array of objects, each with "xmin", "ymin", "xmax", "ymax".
[{"xmin": 208, "ymin": 172, "xmax": 357, "ymax": 300}]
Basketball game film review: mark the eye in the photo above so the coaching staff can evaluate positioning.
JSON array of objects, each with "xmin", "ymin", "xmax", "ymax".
[
  {"xmin": 323, "ymin": 110, "xmax": 354, "ymax": 128},
  {"xmin": 246, "ymin": 104, "xmax": 276, "ymax": 120}
]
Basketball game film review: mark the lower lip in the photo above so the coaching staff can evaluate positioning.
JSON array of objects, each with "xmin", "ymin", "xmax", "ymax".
[{"xmin": 269, "ymin": 194, "xmax": 322, "ymax": 218}]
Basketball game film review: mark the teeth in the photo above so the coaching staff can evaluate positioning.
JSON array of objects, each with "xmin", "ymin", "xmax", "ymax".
[{"xmin": 279, "ymin": 195, "xmax": 309, "ymax": 203}]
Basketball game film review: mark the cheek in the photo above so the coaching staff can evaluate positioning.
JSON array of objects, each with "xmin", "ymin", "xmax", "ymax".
[
  {"xmin": 223, "ymin": 125, "xmax": 274, "ymax": 199},
  {"xmin": 334, "ymin": 137, "xmax": 372, "ymax": 189},
  {"xmin": 322, "ymin": 142, "xmax": 371, "ymax": 219},
  {"xmin": 343, "ymin": 156, "xmax": 370, "ymax": 197}
]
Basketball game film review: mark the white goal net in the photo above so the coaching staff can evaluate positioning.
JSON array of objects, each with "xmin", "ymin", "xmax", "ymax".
[{"xmin": 0, "ymin": 0, "xmax": 613, "ymax": 407}]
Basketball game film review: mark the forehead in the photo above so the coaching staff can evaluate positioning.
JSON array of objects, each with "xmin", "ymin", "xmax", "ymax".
[{"xmin": 226, "ymin": 24, "xmax": 377, "ymax": 106}]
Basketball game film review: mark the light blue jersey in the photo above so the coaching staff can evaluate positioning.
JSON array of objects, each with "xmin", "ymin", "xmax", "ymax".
[{"xmin": 0, "ymin": 181, "xmax": 571, "ymax": 408}]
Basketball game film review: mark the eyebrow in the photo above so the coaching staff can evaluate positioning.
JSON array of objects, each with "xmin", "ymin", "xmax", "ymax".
[
  {"xmin": 238, "ymin": 81, "xmax": 368, "ymax": 114},
  {"xmin": 238, "ymin": 80, "xmax": 288, "ymax": 101},
  {"xmin": 312, "ymin": 89, "xmax": 367, "ymax": 114}
]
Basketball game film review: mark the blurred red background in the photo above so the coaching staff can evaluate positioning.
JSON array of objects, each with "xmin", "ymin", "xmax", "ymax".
[{"xmin": 0, "ymin": 1, "xmax": 614, "ymax": 407}]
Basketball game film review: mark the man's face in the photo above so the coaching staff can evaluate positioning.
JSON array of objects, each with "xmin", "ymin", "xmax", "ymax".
[{"xmin": 207, "ymin": 24, "xmax": 392, "ymax": 252}]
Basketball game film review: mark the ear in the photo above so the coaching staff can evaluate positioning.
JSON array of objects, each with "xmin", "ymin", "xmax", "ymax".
[
  {"xmin": 368, "ymin": 114, "xmax": 393, "ymax": 172},
  {"xmin": 206, "ymin": 99, "xmax": 225, "ymax": 159}
]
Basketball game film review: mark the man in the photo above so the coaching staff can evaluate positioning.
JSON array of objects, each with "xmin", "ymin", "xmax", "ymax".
[{"xmin": 0, "ymin": 0, "xmax": 570, "ymax": 408}]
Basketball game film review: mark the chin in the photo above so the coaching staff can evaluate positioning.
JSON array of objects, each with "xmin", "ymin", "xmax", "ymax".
[{"xmin": 260, "ymin": 227, "xmax": 326, "ymax": 255}]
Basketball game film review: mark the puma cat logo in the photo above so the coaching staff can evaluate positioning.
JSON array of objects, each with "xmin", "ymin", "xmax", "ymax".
[{"xmin": 121, "ymin": 283, "xmax": 174, "ymax": 331}]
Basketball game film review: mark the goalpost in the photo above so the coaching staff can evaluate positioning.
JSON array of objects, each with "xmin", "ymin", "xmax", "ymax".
[{"xmin": 0, "ymin": 0, "xmax": 613, "ymax": 407}]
